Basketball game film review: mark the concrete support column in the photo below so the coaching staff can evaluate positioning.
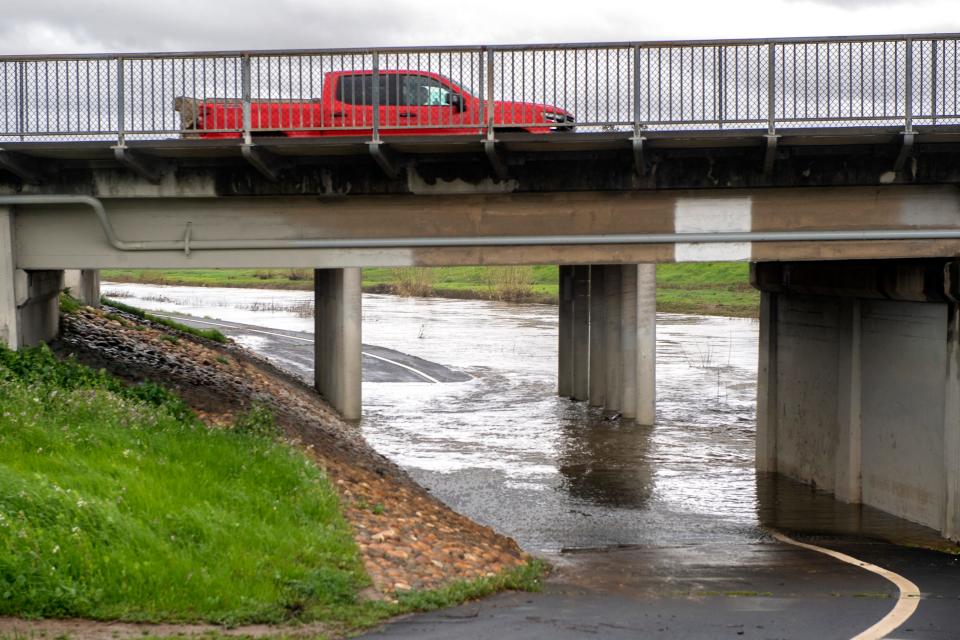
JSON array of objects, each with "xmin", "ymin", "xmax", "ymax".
[
  {"xmin": 314, "ymin": 267, "xmax": 362, "ymax": 421},
  {"xmin": 835, "ymin": 298, "xmax": 863, "ymax": 504},
  {"xmin": 558, "ymin": 265, "xmax": 574, "ymax": 398},
  {"xmin": 945, "ymin": 305, "xmax": 960, "ymax": 541},
  {"xmin": 19, "ymin": 270, "xmax": 63, "ymax": 347},
  {"xmin": 588, "ymin": 265, "xmax": 606, "ymax": 407},
  {"xmin": 64, "ymin": 269, "xmax": 101, "ymax": 308},
  {"xmin": 571, "ymin": 265, "xmax": 591, "ymax": 401},
  {"xmin": 0, "ymin": 206, "xmax": 17, "ymax": 349},
  {"xmin": 620, "ymin": 264, "xmax": 656, "ymax": 424},
  {"xmin": 603, "ymin": 265, "xmax": 623, "ymax": 412},
  {"xmin": 756, "ymin": 290, "xmax": 779, "ymax": 473}
]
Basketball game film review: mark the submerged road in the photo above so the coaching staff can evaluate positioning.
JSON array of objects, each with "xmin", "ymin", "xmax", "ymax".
[
  {"xmin": 146, "ymin": 312, "xmax": 471, "ymax": 384},
  {"xmin": 100, "ymin": 287, "xmax": 960, "ymax": 640}
]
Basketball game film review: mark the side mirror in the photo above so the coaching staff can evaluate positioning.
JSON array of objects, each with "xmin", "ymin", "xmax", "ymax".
[{"xmin": 447, "ymin": 93, "xmax": 464, "ymax": 111}]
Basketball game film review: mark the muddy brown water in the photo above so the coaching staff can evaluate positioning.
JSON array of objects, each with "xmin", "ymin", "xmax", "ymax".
[{"xmin": 101, "ymin": 283, "xmax": 949, "ymax": 556}]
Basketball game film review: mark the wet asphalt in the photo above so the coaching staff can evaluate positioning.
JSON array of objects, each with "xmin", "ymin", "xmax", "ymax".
[{"xmin": 103, "ymin": 288, "xmax": 960, "ymax": 640}]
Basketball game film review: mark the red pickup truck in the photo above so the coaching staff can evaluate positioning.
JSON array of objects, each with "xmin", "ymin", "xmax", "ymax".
[{"xmin": 175, "ymin": 69, "xmax": 574, "ymax": 137}]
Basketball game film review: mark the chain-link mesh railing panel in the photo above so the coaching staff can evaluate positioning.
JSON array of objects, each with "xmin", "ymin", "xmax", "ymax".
[
  {"xmin": 490, "ymin": 47, "xmax": 630, "ymax": 132},
  {"xmin": 933, "ymin": 38, "xmax": 960, "ymax": 125},
  {"xmin": 773, "ymin": 40, "xmax": 906, "ymax": 128},
  {"xmin": 637, "ymin": 45, "xmax": 732, "ymax": 130},
  {"xmin": 913, "ymin": 38, "xmax": 960, "ymax": 126},
  {"xmin": 712, "ymin": 44, "xmax": 767, "ymax": 129},
  {"xmin": 0, "ymin": 58, "xmax": 121, "ymax": 141},
  {"xmin": 124, "ymin": 56, "xmax": 244, "ymax": 139}
]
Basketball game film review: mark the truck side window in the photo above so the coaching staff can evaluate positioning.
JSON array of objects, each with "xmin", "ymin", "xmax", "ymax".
[
  {"xmin": 400, "ymin": 75, "xmax": 453, "ymax": 107},
  {"xmin": 336, "ymin": 74, "xmax": 403, "ymax": 106},
  {"xmin": 335, "ymin": 75, "xmax": 375, "ymax": 105}
]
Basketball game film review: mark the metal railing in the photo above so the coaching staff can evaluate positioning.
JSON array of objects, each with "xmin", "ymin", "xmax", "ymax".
[{"xmin": 0, "ymin": 34, "xmax": 958, "ymax": 143}]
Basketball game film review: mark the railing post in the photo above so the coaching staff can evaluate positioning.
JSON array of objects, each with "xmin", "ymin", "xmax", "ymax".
[
  {"xmin": 767, "ymin": 43, "xmax": 776, "ymax": 135},
  {"xmin": 371, "ymin": 51, "xmax": 381, "ymax": 141},
  {"xmin": 904, "ymin": 38, "xmax": 914, "ymax": 133},
  {"xmin": 486, "ymin": 48, "xmax": 495, "ymax": 138},
  {"xmin": 717, "ymin": 46, "xmax": 725, "ymax": 129},
  {"xmin": 116, "ymin": 57, "xmax": 125, "ymax": 145},
  {"xmin": 931, "ymin": 39, "xmax": 938, "ymax": 125},
  {"xmin": 17, "ymin": 61, "xmax": 26, "ymax": 141},
  {"xmin": 633, "ymin": 45, "xmax": 642, "ymax": 133},
  {"xmin": 477, "ymin": 48, "xmax": 485, "ymax": 130},
  {"xmin": 241, "ymin": 54, "xmax": 252, "ymax": 143}
]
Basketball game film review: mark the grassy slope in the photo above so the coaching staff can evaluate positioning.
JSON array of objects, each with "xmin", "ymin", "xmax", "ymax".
[
  {"xmin": 0, "ymin": 341, "xmax": 544, "ymax": 630},
  {"xmin": 102, "ymin": 263, "xmax": 759, "ymax": 317},
  {"xmin": 0, "ymin": 345, "xmax": 365, "ymax": 625}
]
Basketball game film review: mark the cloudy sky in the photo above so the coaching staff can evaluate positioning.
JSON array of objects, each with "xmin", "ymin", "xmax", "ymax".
[{"xmin": 1, "ymin": 0, "xmax": 959, "ymax": 54}]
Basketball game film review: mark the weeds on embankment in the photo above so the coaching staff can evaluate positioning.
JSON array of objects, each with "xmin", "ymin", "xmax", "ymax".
[{"xmin": 99, "ymin": 296, "xmax": 228, "ymax": 343}]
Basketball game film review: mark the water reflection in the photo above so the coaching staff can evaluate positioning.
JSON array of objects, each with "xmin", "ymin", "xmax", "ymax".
[
  {"xmin": 557, "ymin": 410, "xmax": 654, "ymax": 509},
  {"xmin": 756, "ymin": 473, "xmax": 960, "ymax": 551}
]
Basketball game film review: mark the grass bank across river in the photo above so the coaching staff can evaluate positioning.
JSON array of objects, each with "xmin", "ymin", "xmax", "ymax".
[{"xmin": 102, "ymin": 263, "xmax": 759, "ymax": 318}]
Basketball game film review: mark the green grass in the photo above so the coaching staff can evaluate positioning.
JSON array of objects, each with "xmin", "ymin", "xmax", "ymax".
[
  {"xmin": 0, "ymin": 345, "xmax": 365, "ymax": 625},
  {"xmin": 0, "ymin": 345, "xmax": 547, "ymax": 631},
  {"xmin": 100, "ymin": 296, "xmax": 228, "ymax": 343},
  {"xmin": 103, "ymin": 263, "xmax": 759, "ymax": 317}
]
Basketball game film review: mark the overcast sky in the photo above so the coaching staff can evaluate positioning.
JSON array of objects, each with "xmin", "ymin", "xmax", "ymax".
[{"xmin": 1, "ymin": 0, "xmax": 959, "ymax": 54}]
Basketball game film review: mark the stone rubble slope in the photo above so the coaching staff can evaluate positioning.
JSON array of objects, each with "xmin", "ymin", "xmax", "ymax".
[{"xmin": 56, "ymin": 306, "xmax": 528, "ymax": 594}]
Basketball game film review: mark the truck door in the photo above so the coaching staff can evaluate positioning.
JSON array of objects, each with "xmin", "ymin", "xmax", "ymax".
[
  {"xmin": 329, "ymin": 73, "xmax": 375, "ymax": 135},
  {"xmin": 389, "ymin": 73, "xmax": 475, "ymax": 135}
]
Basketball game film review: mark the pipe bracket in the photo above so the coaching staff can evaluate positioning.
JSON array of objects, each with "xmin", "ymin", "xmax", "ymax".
[
  {"xmin": 367, "ymin": 140, "xmax": 400, "ymax": 179},
  {"xmin": 894, "ymin": 131, "xmax": 916, "ymax": 173},
  {"xmin": 113, "ymin": 145, "xmax": 170, "ymax": 184},
  {"xmin": 483, "ymin": 138, "xmax": 508, "ymax": 180},
  {"xmin": 0, "ymin": 149, "xmax": 43, "ymax": 185},
  {"xmin": 763, "ymin": 134, "xmax": 780, "ymax": 176},
  {"xmin": 631, "ymin": 135, "xmax": 647, "ymax": 176}
]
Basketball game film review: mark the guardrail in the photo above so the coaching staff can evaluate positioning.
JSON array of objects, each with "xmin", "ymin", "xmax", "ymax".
[{"xmin": 0, "ymin": 34, "xmax": 958, "ymax": 142}]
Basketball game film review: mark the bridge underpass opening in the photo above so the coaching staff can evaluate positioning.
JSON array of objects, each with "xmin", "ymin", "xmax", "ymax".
[{"xmin": 88, "ymin": 260, "xmax": 960, "ymax": 551}]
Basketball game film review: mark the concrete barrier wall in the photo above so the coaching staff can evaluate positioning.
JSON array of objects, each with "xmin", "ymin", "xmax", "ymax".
[
  {"xmin": 760, "ymin": 282, "xmax": 960, "ymax": 539},
  {"xmin": 861, "ymin": 300, "xmax": 947, "ymax": 528},
  {"xmin": 775, "ymin": 295, "xmax": 843, "ymax": 492}
]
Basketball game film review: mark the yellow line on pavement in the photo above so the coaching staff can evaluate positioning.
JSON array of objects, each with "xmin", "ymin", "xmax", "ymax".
[{"xmin": 768, "ymin": 530, "xmax": 921, "ymax": 640}]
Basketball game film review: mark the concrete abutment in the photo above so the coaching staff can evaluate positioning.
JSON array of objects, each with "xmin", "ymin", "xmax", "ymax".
[
  {"xmin": 558, "ymin": 263, "xmax": 656, "ymax": 425},
  {"xmin": 754, "ymin": 260, "xmax": 960, "ymax": 540},
  {"xmin": 0, "ymin": 206, "xmax": 62, "ymax": 349}
]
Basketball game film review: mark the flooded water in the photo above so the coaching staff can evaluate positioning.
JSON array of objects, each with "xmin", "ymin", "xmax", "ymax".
[
  {"xmin": 100, "ymin": 282, "xmax": 949, "ymax": 554},
  {"xmin": 102, "ymin": 282, "xmax": 763, "ymax": 552}
]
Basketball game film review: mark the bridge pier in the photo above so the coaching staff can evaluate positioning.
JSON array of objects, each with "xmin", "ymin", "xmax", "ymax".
[
  {"xmin": 314, "ymin": 267, "xmax": 362, "ymax": 421},
  {"xmin": 64, "ymin": 269, "xmax": 101, "ymax": 308},
  {"xmin": 559, "ymin": 263, "xmax": 656, "ymax": 424},
  {"xmin": 754, "ymin": 260, "xmax": 960, "ymax": 540}
]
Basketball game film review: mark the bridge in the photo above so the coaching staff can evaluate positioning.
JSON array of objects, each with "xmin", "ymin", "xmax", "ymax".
[{"xmin": 1, "ymin": 33, "xmax": 960, "ymax": 541}]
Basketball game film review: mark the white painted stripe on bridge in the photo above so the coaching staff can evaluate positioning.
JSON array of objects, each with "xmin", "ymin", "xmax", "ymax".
[
  {"xmin": 674, "ymin": 196, "xmax": 753, "ymax": 262},
  {"xmin": 146, "ymin": 313, "xmax": 441, "ymax": 383},
  {"xmin": 768, "ymin": 530, "xmax": 921, "ymax": 640}
]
